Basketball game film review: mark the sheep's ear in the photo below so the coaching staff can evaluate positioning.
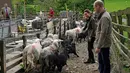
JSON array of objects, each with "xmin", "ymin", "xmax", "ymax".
[
  {"xmin": 58, "ymin": 39, "xmax": 63, "ymax": 42},
  {"xmin": 53, "ymin": 39, "xmax": 63, "ymax": 42}
]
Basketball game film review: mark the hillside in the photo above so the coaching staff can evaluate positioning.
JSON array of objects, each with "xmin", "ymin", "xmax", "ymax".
[{"xmin": 105, "ymin": 0, "xmax": 130, "ymax": 12}]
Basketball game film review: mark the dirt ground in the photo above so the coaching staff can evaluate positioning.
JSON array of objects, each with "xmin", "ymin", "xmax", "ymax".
[{"xmin": 61, "ymin": 41, "xmax": 99, "ymax": 73}]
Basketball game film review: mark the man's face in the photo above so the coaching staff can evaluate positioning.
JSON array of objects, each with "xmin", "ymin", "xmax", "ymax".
[
  {"xmin": 83, "ymin": 12, "xmax": 90, "ymax": 20},
  {"xmin": 4, "ymin": 4, "xmax": 8, "ymax": 8},
  {"xmin": 94, "ymin": 5, "xmax": 101, "ymax": 13}
]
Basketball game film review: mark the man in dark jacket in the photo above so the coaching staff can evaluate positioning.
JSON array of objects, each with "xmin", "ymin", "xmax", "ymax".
[
  {"xmin": 94, "ymin": 1, "xmax": 112, "ymax": 73},
  {"xmin": 82, "ymin": 9, "xmax": 97, "ymax": 64}
]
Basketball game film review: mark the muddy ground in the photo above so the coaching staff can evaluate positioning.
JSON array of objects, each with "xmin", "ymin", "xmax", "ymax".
[{"xmin": 61, "ymin": 41, "xmax": 99, "ymax": 73}]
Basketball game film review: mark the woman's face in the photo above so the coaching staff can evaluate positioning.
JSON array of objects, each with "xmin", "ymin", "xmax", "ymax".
[{"xmin": 83, "ymin": 12, "xmax": 90, "ymax": 20}]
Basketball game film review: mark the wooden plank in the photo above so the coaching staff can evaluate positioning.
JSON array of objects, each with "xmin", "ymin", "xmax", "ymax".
[
  {"xmin": 63, "ymin": 21, "xmax": 66, "ymax": 36},
  {"xmin": 22, "ymin": 36, "xmax": 27, "ymax": 49},
  {"xmin": 6, "ymin": 57, "xmax": 22, "ymax": 71},
  {"xmin": 112, "ymin": 28, "xmax": 130, "ymax": 44},
  {"xmin": 59, "ymin": 18, "xmax": 62, "ymax": 39},
  {"xmin": 111, "ymin": 12, "xmax": 117, "ymax": 16},
  {"xmin": 5, "ymin": 30, "xmax": 42, "ymax": 43},
  {"xmin": 117, "ymin": 10, "xmax": 124, "ymax": 16},
  {"xmin": 117, "ymin": 15, "xmax": 125, "ymax": 44},
  {"xmin": 111, "ymin": 13, "xmax": 117, "ymax": 23},
  {"xmin": 124, "ymin": 7, "xmax": 130, "ymax": 15},
  {"xmin": 112, "ymin": 35, "xmax": 130, "ymax": 64},
  {"xmin": 0, "ymin": 40, "xmax": 6, "ymax": 73},
  {"xmin": 126, "ymin": 14, "xmax": 130, "ymax": 38},
  {"xmin": 113, "ymin": 34, "xmax": 130, "ymax": 58},
  {"xmin": 112, "ymin": 22, "xmax": 130, "ymax": 33}
]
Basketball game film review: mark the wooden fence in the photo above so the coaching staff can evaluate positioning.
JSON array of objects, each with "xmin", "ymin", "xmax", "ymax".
[
  {"xmin": 111, "ymin": 7, "xmax": 130, "ymax": 73},
  {"xmin": 0, "ymin": 12, "xmax": 77, "ymax": 73},
  {"xmin": 0, "ymin": 31, "xmax": 43, "ymax": 73}
]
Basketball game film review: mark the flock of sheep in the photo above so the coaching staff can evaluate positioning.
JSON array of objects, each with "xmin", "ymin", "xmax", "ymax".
[{"xmin": 22, "ymin": 18, "xmax": 86, "ymax": 73}]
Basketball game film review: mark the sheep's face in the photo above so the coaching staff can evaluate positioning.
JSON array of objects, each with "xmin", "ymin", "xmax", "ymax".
[
  {"xmin": 53, "ymin": 39, "xmax": 63, "ymax": 49},
  {"xmin": 48, "ymin": 34, "xmax": 54, "ymax": 39}
]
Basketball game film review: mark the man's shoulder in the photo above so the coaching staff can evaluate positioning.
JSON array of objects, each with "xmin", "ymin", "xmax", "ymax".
[
  {"xmin": 101, "ymin": 11, "xmax": 111, "ymax": 20},
  {"xmin": 102, "ymin": 11, "xmax": 111, "ymax": 18}
]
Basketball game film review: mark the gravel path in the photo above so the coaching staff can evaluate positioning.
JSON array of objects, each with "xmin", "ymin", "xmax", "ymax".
[{"xmin": 61, "ymin": 41, "xmax": 99, "ymax": 73}]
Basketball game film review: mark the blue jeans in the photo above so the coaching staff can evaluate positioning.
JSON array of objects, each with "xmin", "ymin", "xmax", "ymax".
[{"xmin": 98, "ymin": 48, "xmax": 110, "ymax": 73}]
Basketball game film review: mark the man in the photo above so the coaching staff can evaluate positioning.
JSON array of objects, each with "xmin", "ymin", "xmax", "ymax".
[
  {"xmin": 82, "ymin": 9, "xmax": 96, "ymax": 64},
  {"xmin": 1, "ymin": 3, "xmax": 12, "ymax": 20},
  {"xmin": 49, "ymin": 7, "xmax": 54, "ymax": 21},
  {"xmin": 94, "ymin": 0, "xmax": 112, "ymax": 73}
]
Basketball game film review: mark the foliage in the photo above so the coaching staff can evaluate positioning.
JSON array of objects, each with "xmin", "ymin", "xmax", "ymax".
[{"xmin": 12, "ymin": 0, "xmax": 95, "ymax": 15}]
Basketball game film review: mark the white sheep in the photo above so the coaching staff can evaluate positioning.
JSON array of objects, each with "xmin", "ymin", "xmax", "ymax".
[
  {"xmin": 53, "ymin": 34, "xmax": 59, "ymax": 39},
  {"xmin": 41, "ymin": 33, "xmax": 54, "ymax": 48},
  {"xmin": 22, "ymin": 39, "xmax": 42, "ymax": 72},
  {"xmin": 65, "ymin": 26, "xmax": 82, "ymax": 42}
]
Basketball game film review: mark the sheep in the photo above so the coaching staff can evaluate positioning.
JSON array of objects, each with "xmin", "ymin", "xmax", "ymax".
[
  {"xmin": 65, "ymin": 26, "xmax": 82, "ymax": 43},
  {"xmin": 22, "ymin": 39, "xmax": 42, "ymax": 72},
  {"xmin": 75, "ymin": 20, "xmax": 85, "ymax": 27},
  {"xmin": 41, "ymin": 33, "xmax": 54, "ymax": 48},
  {"xmin": 77, "ymin": 32, "xmax": 87, "ymax": 42},
  {"xmin": 61, "ymin": 39, "xmax": 79, "ymax": 58},
  {"xmin": 39, "ymin": 39, "xmax": 63, "ymax": 73},
  {"xmin": 53, "ymin": 34, "xmax": 59, "ymax": 39},
  {"xmin": 55, "ymin": 46, "xmax": 68, "ymax": 72}
]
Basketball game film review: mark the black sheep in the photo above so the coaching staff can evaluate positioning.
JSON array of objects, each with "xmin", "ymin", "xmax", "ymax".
[
  {"xmin": 77, "ymin": 32, "xmax": 87, "ymax": 42},
  {"xmin": 61, "ymin": 39, "xmax": 79, "ymax": 58},
  {"xmin": 56, "ymin": 48, "xmax": 68, "ymax": 72}
]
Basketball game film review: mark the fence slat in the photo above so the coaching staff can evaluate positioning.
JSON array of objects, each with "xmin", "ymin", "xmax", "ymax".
[{"xmin": 0, "ymin": 40, "xmax": 6, "ymax": 73}]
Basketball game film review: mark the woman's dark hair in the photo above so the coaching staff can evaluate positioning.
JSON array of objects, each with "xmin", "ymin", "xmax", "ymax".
[{"xmin": 84, "ymin": 9, "xmax": 91, "ymax": 14}]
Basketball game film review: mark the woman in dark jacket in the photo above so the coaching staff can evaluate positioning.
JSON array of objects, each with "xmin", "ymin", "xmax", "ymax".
[{"xmin": 82, "ymin": 9, "xmax": 97, "ymax": 64}]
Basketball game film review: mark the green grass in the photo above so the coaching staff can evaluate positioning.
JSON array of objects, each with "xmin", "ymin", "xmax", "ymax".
[{"xmin": 105, "ymin": 0, "xmax": 130, "ymax": 12}]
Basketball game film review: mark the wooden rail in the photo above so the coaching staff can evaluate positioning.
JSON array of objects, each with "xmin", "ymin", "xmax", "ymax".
[
  {"xmin": 111, "ymin": 7, "xmax": 130, "ymax": 73},
  {"xmin": 0, "ymin": 30, "xmax": 43, "ymax": 73}
]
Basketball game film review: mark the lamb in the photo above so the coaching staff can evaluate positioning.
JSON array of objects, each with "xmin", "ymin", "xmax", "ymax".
[
  {"xmin": 53, "ymin": 34, "xmax": 59, "ymax": 39},
  {"xmin": 41, "ymin": 33, "xmax": 54, "ymax": 48},
  {"xmin": 65, "ymin": 26, "xmax": 82, "ymax": 42},
  {"xmin": 41, "ymin": 33, "xmax": 59, "ymax": 48},
  {"xmin": 22, "ymin": 39, "xmax": 42, "ymax": 72}
]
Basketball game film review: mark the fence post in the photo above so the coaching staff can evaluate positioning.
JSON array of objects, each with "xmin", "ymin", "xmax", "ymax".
[
  {"xmin": 126, "ymin": 14, "xmax": 130, "ymax": 38},
  {"xmin": 63, "ymin": 21, "xmax": 66, "ymax": 36},
  {"xmin": 22, "ymin": 36, "xmax": 27, "ymax": 49},
  {"xmin": 67, "ymin": 21, "xmax": 69, "ymax": 30},
  {"xmin": 36, "ymin": 33, "xmax": 40, "ymax": 39},
  {"xmin": 46, "ymin": 29, "xmax": 48, "ymax": 38},
  {"xmin": 111, "ymin": 13, "xmax": 118, "ymax": 31},
  {"xmin": 118, "ymin": 15, "xmax": 125, "ymax": 44},
  {"xmin": 53, "ymin": 23, "xmax": 56, "ymax": 34},
  {"xmin": 59, "ymin": 18, "xmax": 61, "ymax": 39},
  {"xmin": 8, "ymin": 20, "xmax": 11, "ymax": 37},
  {"xmin": 0, "ymin": 40, "xmax": 6, "ymax": 73}
]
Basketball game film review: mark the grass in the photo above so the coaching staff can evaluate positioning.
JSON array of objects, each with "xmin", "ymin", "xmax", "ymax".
[{"xmin": 105, "ymin": 0, "xmax": 130, "ymax": 12}]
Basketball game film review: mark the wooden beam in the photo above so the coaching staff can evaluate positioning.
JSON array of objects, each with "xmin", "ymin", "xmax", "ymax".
[
  {"xmin": 126, "ymin": 14, "xmax": 130, "ymax": 38},
  {"xmin": 0, "ymin": 40, "xmax": 6, "ymax": 73},
  {"xmin": 117, "ymin": 15, "xmax": 125, "ymax": 44}
]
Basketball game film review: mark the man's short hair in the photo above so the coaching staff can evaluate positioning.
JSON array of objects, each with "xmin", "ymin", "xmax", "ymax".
[
  {"xmin": 84, "ymin": 9, "xmax": 91, "ymax": 14},
  {"xmin": 94, "ymin": 0, "xmax": 104, "ymax": 7}
]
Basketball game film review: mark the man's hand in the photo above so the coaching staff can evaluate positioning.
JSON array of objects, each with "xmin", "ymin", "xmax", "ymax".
[{"xmin": 95, "ymin": 48, "xmax": 100, "ymax": 53}]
